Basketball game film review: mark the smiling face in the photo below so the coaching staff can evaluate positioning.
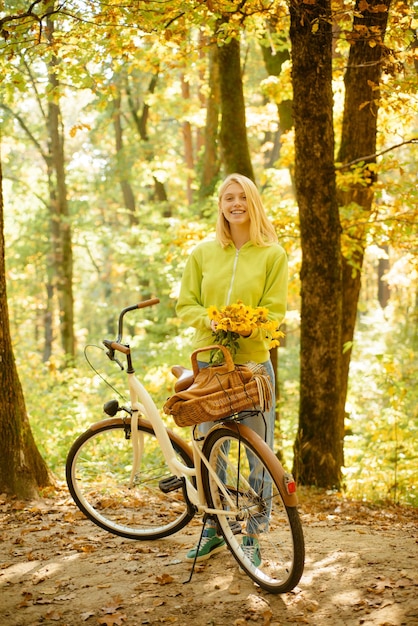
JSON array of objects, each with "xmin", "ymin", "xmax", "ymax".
[{"xmin": 219, "ymin": 181, "xmax": 250, "ymax": 228}]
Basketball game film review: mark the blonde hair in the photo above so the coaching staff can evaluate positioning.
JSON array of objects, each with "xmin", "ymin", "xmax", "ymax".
[{"xmin": 215, "ymin": 173, "xmax": 278, "ymax": 248}]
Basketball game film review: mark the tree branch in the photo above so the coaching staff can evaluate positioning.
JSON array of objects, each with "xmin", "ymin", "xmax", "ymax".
[
  {"xmin": 0, "ymin": 0, "xmax": 43, "ymax": 29},
  {"xmin": 0, "ymin": 104, "xmax": 49, "ymax": 164},
  {"xmin": 335, "ymin": 138, "xmax": 418, "ymax": 170},
  {"xmin": 1, "ymin": 1, "xmax": 75, "ymax": 44}
]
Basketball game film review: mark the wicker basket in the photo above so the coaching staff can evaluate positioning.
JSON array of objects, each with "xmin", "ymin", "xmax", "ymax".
[
  {"xmin": 164, "ymin": 345, "xmax": 271, "ymax": 427},
  {"xmin": 170, "ymin": 378, "xmax": 261, "ymax": 427}
]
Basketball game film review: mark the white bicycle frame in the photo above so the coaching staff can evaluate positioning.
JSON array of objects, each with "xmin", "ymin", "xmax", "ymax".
[{"xmin": 127, "ymin": 371, "xmax": 243, "ymax": 518}]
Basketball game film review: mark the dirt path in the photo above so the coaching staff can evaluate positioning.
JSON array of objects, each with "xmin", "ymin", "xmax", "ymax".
[{"xmin": 1, "ymin": 488, "xmax": 417, "ymax": 626}]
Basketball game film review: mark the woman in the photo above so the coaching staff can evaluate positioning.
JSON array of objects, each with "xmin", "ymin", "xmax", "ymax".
[{"xmin": 176, "ymin": 173, "xmax": 288, "ymax": 563}]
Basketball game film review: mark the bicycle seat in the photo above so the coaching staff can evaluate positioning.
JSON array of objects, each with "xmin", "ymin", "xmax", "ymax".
[{"xmin": 171, "ymin": 365, "xmax": 194, "ymax": 392}]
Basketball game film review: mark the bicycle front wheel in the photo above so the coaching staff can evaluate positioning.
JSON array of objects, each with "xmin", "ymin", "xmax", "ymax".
[
  {"xmin": 66, "ymin": 417, "xmax": 194, "ymax": 540},
  {"xmin": 202, "ymin": 422, "xmax": 305, "ymax": 594}
]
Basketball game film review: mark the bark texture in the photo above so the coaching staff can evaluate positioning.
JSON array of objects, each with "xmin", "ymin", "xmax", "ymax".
[
  {"xmin": 0, "ymin": 161, "xmax": 51, "ymax": 498},
  {"xmin": 199, "ymin": 42, "xmax": 221, "ymax": 200},
  {"xmin": 337, "ymin": 0, "xmax": 391, "ymax": 429},
  {"xmin": 290, "ymin": 0, "xmax": 343, "ymax": 487},
  {"xmin": 47, "ymin": 16, "xmax": 75, "ymax": 362},
  {"xmin": 112, "ymin": 83, "xmax": 137, "ymax": 225},
  {"xmin": 217, "ymin": 36, "xmax": 254, "ymax": 180}
]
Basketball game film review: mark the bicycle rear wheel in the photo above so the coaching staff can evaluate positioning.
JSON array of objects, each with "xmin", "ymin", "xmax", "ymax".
[
  {"xmin": 66, "ymin": 417, "xmax": 194, "ymax": 540},
  {"xmin": 201, "ymin": 422, "xmax": 304, "ymax": 593}
]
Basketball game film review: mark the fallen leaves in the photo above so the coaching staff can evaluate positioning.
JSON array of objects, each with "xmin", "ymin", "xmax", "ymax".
[
  {"xmin": 1, "ymin": 489, "xmax": 418, "ymax": 626},
  {"xmin": 155, "ymin": 573, "xmax": 174, "ymax": 585},
  {"xmin": 245, "ymin": 594, "xmax": 273, "ymax": 625},
  {"xmin": 367, "ymin": 573, "xmax": 417, "ymax": 595},
  {"xmin": 369, "ymin": 576, "xmax": 396, "ymax": 593},
  {"xmin": 44, "ymin": 609, "xmax": 63, "ymax": 621},
  {"xmin": 97, "ymin": 613, "xmax": 127, "ymax": 626},
  {"xmin": 81, "ymin": 610, "xmax": 95, "ymax": 621}
]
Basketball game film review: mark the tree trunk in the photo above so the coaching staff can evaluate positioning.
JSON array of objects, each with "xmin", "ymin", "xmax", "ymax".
[
  {"xmin": 199, "ymin": 42, "xmax": 221, "ymax": 200},
  {"xmin": 217, "ymin": 35, "xmax": 254, "ymax": 180},
  {"xmin": 0, "ymin": 160, "xmax": 51, "ymax": 498},
  {"xmin": 337, "ymin": 0, "xmax": 391, "ymax": 428},
  {"xmin": 43, "ymin": 278, "xmax": 54, "ymax": 362},
  {"xmin": 127, "ymin": 72, "xmax": 170, "ymax": 210},
  {"xmin": 181, "ymin": 75, "xmax": 195, "ymax": 206},
  {"xmin": 290, "ymin": 0, "xmax": 343, "ymax": 488},
  {"xmin": 378, "ymin": 246, "xmax": 390, "ymax": 308},
  {"xmin": 112, "ymin": 88, "xmax": 137, "ymax": 226},
  {"xmin": 47, "ymin": 16, "xmax": 75, "ymax": 363}
]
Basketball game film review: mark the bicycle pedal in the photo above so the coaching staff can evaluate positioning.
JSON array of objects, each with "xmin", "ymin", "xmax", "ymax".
[{"xmin": 159, "ymin": 476, "xmax": 184, "ymax": 493}]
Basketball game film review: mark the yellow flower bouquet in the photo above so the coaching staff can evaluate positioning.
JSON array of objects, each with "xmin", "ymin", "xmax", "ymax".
[{"xmin": 207, "ymin": 300, "xmax": 284, "ymax": 364}]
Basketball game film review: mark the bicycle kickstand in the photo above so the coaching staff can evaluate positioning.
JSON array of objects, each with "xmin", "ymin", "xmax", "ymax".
[{"xmin": 183, "ymin": 513, "xmax": 215, "ymax": 585}]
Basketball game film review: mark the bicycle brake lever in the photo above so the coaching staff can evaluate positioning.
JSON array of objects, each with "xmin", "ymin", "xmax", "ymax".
[
  {"xmin": 114, "ymin": 357, "xmax": 124, "ymax": 371},
  {"xmin": 105, "ymin": 348, "xmax": 125, "ymax": 371}
]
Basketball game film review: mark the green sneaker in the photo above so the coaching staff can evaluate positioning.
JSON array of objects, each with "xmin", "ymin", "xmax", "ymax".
[
  {"xmin": 241, "ymin": 536, "xmax": 262, "ymax": 567},
  {"xmin": 186, "ymin": 528, "xmax": 226, "ymax": 562}
]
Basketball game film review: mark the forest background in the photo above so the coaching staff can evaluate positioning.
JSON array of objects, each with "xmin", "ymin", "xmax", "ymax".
[{"xmin": 0, "ymin": 0, "xmax": 417, "ymax": 506}]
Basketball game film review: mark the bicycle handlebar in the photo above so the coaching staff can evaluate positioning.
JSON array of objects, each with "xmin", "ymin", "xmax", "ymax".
[
  {"xmin": 103, "ymin": 297, "xmax": 160, "ymax": 365},
  {"xmin": 116, "ymin": 298, "xmax": 160, "ymax": 341},
  {"xmin": 103, "ymin": 340, "xmax": 130, "ymax": 354},
  {"xmin": 120, "ymin": 298, "xmax": 161, "ymax": 315}
]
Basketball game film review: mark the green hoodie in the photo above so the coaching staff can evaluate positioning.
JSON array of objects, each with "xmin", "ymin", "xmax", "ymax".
[{"xmin": 176, "ymin": 239, "xmax": 288, "ymax": 364}]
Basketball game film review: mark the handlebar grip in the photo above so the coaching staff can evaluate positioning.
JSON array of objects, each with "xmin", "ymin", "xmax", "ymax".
[
  {"xmin": 137, "ymin": 297, "xmax": 160, "ymax": 309},
  {"xmin": 103, "ymin": 340, "xmax": 130, "ymax": 355}
]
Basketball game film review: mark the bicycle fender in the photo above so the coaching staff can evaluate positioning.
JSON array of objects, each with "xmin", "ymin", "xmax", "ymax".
[{"xmin": 216, "ymin": 421, "xmax": 299, "ymax": 508}]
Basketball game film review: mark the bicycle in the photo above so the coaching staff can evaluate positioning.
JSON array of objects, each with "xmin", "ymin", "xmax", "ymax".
[{"xmin": 66, "ymin": 299, "xmax": 305, "ymax": 593}]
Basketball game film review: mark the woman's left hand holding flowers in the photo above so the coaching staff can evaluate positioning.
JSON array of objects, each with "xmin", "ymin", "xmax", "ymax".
[{"xmin": 207, "ymin": 300, "xmax": 283, "ymax": 363}]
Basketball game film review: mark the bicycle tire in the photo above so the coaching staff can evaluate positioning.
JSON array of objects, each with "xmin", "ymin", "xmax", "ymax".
[
  {"xmin": 201, "ymin": 422, "xmax": 305, "ymax": 593},
  {"xmin": 66, "ymin": 416, "xmax": 195, "ymax": 540}
]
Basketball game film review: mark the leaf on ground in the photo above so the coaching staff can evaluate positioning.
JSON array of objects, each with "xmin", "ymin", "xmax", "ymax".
[
  {"xmin": 156, "ymin": 573, "xmax": 174, "ymax": 585},
  {"xmin": 396, "ymin": 576, "xmax": 416, "ymax": 588},
  {"xmin": 54, "ymin": 593, "xmax": 76, "ymax": 601},
  {"xmin": 76, "ymin": 544, "xmax": 97, "ymax": 553},
  {"xmin": 81, "ymin": 611, "xmax": 96, "ymax": 621},
  {"xmin": 18, "ymin": 591, "xmax": 33, "ymax": 608},
  {"xmin": 101, "ymin": 599, "xmax": 124, "ymax": 614},
  {"xmin": 228, "ymin": 582, "xmax": 241, "ymax": 595},
  {"xmin": 33, "ymin": 596, "xmax": 54, "ymax": 605},
  {"xmin": 10, "ymin": 501, "xmax": 26, "ymax": 511},
  {"xmin": 45, "ymin": 609, "xmax": 63, "ymax": 620},
  {"xmin": 371, "ymin": 577, "xmax": 395, "ymax": 593},
  {"xmin": 305, "ymin": 600, "xmax": 319, "ymax": 612},
  {"xmin": 97, "ymin": 613, "xmax": 127, "ymax": 626}
]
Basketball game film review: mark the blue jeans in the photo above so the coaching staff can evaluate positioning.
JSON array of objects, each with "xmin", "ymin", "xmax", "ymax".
[{"xmin": 197, "ymin": 359, "xmax": 276, "ymax": 533}]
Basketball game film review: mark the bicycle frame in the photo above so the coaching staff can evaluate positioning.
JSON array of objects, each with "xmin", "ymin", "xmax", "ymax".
[
  {"xmin": 102, "ymin": 299, "xmax": 297, "ymax": 517},
  {"xmin": 127, "ymin": 370, "xmax": 241, "ymax": 517},
  {"xmin": 68, "ymin": 300, "xmax": 304, "ymax": 594}
]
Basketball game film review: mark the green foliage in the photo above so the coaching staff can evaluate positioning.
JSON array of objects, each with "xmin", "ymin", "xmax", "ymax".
[
  {"xmin": 19, "ymin": 323, "xmax": 198, "ymax": 482},
  {"xmin": 344, "ymin": 308, "xmax": 417, "ymax": 507},
  {"xmin": 16, "ymin": 353, "xmax": 97, "ymax": 481},
  {"xmin": 277, "ymin": 283, "xmax": 417, "ymax": 506},
  {"xmin": 1, "ymin": 0, "xmax": 417, "ymax": 502},
  {"xmin": 22, "ymin": 280, "xmax": 416, "ymax": 506}
]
